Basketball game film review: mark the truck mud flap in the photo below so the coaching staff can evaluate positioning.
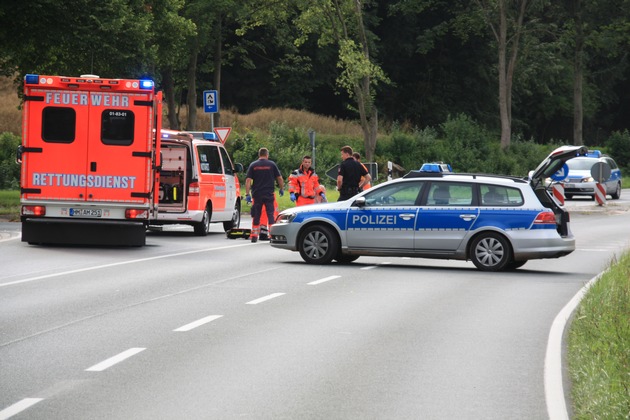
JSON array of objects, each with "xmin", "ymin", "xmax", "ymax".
[{"xmin": 22, "ymin": 219, "xmax": 146, "ymax": 246}]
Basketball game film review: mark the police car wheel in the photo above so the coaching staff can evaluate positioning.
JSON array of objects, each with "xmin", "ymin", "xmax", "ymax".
[
  {"xmin": 611, "ymin": 183, "xmax": 621, "ymax": 200},
  {"xmin": 505, "ymin": 260, "xmax": 527, "ymax": 270},
  {"xmin": 334, "ymin": 254, "xmax": 359, "ymax": 264},
  {"xmin": 470, "ymin": 232, "xmax": 512, "ymax": 272},
  {"xmin": 194, "ymin": 207, "xmax": 211, "ymax": 236},
  {"xmin": 299, "ymin": 225, "xmax": 339, "ymax": 264}
]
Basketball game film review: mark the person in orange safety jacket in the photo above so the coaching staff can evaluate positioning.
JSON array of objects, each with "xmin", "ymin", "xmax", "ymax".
[
  {"xmin": 353, "ymin": 152, "xmax": 372, "ymax": 190},
  {"xmin": 288, "ymin": 155, "xmax": 326, "ymax": 206}
]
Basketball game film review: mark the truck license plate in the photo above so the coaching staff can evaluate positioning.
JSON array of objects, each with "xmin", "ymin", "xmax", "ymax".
[{"xmin": 70, "ymin": 208, "xmax": 102, "ymax": 217}]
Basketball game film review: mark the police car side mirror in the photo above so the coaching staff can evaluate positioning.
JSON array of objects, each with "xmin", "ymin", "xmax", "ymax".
[
  {"xmin": 353, "ymin": 197, "xmax": 367, "ymax": 207},
  {"xmin": 234, "ymin": 163, "xmax": 244, "ymax": 173}
]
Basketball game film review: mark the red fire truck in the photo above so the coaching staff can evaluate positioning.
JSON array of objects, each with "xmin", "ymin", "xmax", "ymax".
[{"xmin": 18, "ymin": 74, "xmax": 162, "ymax": 246}]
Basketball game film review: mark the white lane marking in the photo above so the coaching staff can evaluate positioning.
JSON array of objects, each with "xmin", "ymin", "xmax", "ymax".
[
  {"xmin": 0, "ymin": 242, "xmax": 253, "ymax": 288},
  {"xmin": 0, "ymin": 398, "xmax": 44, "ymax": 420},
  {"xmin": 0, "ymin": 233, "xmax": 21, "ymax": 243},
  {"xmin": 85, "ymin": 347, "xmax": 146, "ymax": 372},
  {"xmin": 360, "ymin": 265, "xmax": 377, "ymax": 270},
  {"xmin": 174, "ymin": 315, "xmax": 223, "ymax": 332},
  {"xmin": 1, "ymin": 266, "xmax": 280, "ymax": 349},
  {"xmin": 246, "ymin": 293, "xmax": 285, "ymax": 305},
  {"xmin": 308, "ymin": 275, "xmax": 341, "ymax": 285},
  {"xmin": 545, "ymin": 273, "xmax": 601, "ymax": 420}
]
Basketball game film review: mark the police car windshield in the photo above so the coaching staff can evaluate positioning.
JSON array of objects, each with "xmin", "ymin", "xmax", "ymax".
[{"xmin": 568, "ymin": 159, "xmax": 597, "ymax": 170}]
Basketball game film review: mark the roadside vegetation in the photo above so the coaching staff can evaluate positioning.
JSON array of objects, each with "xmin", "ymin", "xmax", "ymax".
[{"xmin": 568, "ymin": 253, "xmax": 630, "ymax": 418}]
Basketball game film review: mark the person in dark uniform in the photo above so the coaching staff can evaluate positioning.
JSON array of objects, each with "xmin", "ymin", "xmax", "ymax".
[
  {"xmin": 245, "ymin": 148, "xmax": 284, "ymax": 242},
  {"xmin": 337, "ymin": 145, "xmax": 371, "ymax": 201}
]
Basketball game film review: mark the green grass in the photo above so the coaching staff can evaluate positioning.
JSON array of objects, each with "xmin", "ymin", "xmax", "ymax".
[
  {"xmin": 0, "ymin": 190, "xmax": 19, "ymax": 220},
  {"xmin": 568, "ymin": 253, "xmax": 630, "ymax": 419}
]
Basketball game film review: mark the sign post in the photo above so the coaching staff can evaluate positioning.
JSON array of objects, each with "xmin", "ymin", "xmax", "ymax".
[{"xmin": 203, "ymin": 90, "xmax": 218, "ymax": 131}]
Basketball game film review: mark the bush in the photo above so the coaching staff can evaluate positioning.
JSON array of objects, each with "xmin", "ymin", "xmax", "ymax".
[
  {"xmin": 0, "ymin": 132, "xmax": 20, "ymax": 189},
  {"xmin": 606, "ymin": 129, "xmax": 630, "ymax": 173}
]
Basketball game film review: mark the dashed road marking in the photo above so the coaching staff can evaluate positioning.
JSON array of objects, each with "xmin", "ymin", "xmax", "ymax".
[
  {"xmin": 246, "ymin": 293, "xmax": 285, "ymax": 305},
  {"xmin": 0, "ymin": 398, "xmax": 44, "ymax": 420},
  {"xmin": 174, "ymin": 315, "xmax": 223, "ymax": 332},
  {"xmin": 85, "ymin": 347, "xmax": 146, "ymax": 372},
  {"xmin": 308, "ymin": 275, "xmax": 341, "ymax": 285}
]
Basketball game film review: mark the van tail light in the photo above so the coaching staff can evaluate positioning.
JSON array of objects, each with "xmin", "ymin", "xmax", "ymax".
[
  {"xmin": 534, "ymin": 211, "xmax": 557, "ymax": 225},
  {"xmin": 125, "ymin": 208, "xmax": 149, "ymax": 219},
  {"xmin": 189, "ymin": 182, "xmax": 200, "ymax": 196},
  {"xmin": 22, "ymin": 205, "xmax": 46, "ymax": 216}
]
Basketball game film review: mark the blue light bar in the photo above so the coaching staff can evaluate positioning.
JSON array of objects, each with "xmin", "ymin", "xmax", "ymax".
[
  {"xmin": 202, "ymin": 132, "xmax": 217, "ymax": 140},
  {"xmin": 140, "ymin": 80, "xmax": 154, "ymax": 90},
  {"xmin": 25, "ymin": 74, "xmax": 40, "ymax": 84},
  {"xmin": 585, "ymin": 150, "xmax": 601, "ymax": 158}
]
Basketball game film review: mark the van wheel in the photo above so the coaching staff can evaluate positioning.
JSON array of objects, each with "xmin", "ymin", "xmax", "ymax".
[
  {"xmin": 194, "ymin": 207, "xmax": 211, "ymax": 236},
  {"xmin": 223, "ymin": 202, "xmax": 241, "ymax": 231},
  {"xmin": 298, "ymin": 225, "xmax": 338, "ymax": 264},
  {"xmin": 470, "ymin": 232, "xmax": 512, "ymax": 272}
]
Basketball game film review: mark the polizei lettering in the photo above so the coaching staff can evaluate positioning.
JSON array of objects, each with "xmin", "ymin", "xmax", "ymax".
[
  {"xmin": 45, "ymin": 92, "xmax": 130, "ymax": 107},
  {"xmin": 352, "ymin": 214, "xmax": 397, "ymax": 225},
  {"xmin": 32, "ymin": 173, "xmax": 136, "ymax": 189}
]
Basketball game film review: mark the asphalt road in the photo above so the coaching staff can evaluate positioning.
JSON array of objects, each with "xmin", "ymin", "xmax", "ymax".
[{"xmin": 1, "ymin": 195, "xmax": 629, "ymax": 419}]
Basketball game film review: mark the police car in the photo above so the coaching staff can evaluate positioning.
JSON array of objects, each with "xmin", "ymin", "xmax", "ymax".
[
  {"xmin": 561, "ymin": 150, "xmax": 622, "ymax": 200},
  {"xmin": 270, "ymin": 146, "xmax": 587, "ymax": 271}
]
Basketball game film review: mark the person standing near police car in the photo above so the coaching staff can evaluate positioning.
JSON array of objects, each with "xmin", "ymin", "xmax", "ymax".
[
  {"xmin": 337, "ymin": 145, "xmax": 370, "ymax": 201},
  {"xmin": 289, "ymin": 155, "xmax": 326, "ymax": 206},
  {"xmin": 245, "ymin": 148, "xmax": 284, "ymax": 243}
]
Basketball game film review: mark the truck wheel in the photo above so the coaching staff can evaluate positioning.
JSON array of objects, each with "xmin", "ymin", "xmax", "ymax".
[
  {"xmin": 223, "ymin": 202, "xmax": 241, "ymax": 232},
  {"xmin": 298, "ymin": 224, "xmax": 338, "ymax": 265},
  {"xmin": 194, "ymin": 207, "xmax": 211, "ymax": 236},
  {"xmin": 470, "ymin": 232, "xmax": 512, "ymax": 271}
]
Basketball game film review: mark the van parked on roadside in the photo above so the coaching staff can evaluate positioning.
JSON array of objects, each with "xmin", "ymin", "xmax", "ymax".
[{"xmin": 151, "ymin": 130, "xmax": 243, "ymax": 235}]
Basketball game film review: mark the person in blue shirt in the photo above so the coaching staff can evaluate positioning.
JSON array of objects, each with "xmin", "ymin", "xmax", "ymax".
[{"xmin": 245, "ymin": 148, "xmax": 284, "ymax": 242}]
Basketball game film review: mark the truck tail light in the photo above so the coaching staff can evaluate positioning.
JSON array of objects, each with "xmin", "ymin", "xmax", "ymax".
[
  {"xmin": 189, "ymin": 182, "xmax": 200, "ymax": 196},
  {"xmin": 22, "ymin": 205, "xmax": 46, "ymax": 216},
  {"xmin": 534, "ymin": 211, "xmax": 556, "ymax": 225},
  {"xmin": 125, "ymin": 208, "xmax": 149, "ymax": 219}
]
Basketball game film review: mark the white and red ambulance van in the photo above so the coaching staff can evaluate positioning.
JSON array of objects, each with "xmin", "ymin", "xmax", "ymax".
[
  {"xmin": 152, "ymin": 130, "xmax": 242, "ymax": 235},
  {"xmin": 19, "ymin": 74, "xmax": 162, "ymax": 246}
]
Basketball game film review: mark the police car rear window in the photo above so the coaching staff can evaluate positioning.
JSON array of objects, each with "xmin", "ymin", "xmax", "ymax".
[
  {"xmin": 42, "ymin": 107, "xmax": 76, "ymax": 143},
  {"xmin": 480, "ymin": 184, "xmax": 523, "ymax": 206},
  {"xmin": 101, "ymin": 110, "xmax": 134, "ymax": 146}
]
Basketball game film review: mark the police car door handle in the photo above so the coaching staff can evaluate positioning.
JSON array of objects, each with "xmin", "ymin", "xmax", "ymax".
[
  {"xmin": 399, "ymin": 213, "xmax": 415, "ymax": 220},
  {"xmin": 459, "ymin": 214, "xmax": 477, "ymax": 221}
]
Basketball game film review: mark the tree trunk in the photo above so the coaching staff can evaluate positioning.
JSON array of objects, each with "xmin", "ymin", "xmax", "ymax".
[
  {"xmin": 162, "ymin": 68, "xmax": 179, "ymax": 130},
  {"xmin": 213, "ymin": 15, "xmax": 223, "ymax": 129},
  {"xmin": 186, "ymin": 38, "xmax": 199, "ymax": 130},
  {"xmin": 573, "ymin": 0, "xmax": 584, "ymax": 145},
  {"xmin": 498, "ymin": 0, "xmax": 511, "ymax": 150}
]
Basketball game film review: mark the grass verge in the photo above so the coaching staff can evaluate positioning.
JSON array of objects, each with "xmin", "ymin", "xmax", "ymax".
[
  {"xmin": 568, "ymin": 253, "xmax": 630, "ymax": 418},
  {"xmin": 0, "ymin": 190, "xmax": 19, "ymax": 220}
]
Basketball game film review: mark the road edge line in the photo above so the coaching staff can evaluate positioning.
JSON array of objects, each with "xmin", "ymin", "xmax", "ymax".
[{"xmin": 544, "ymin": 272, "xmax": 602, "ymax": 420}]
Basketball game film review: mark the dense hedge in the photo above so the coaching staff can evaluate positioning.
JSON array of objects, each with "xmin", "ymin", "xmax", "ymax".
[
  {"xmin": 3, "ymin": 114, "xmax": 630, "ymax": 190},
  {"xmin": 0, "ymin": 132, "xmax": 20, "ymax": 189}
]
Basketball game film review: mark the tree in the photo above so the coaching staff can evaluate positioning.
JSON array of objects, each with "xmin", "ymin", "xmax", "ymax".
[
  {"xmin": 292, "ymin": 0, "xmax": 389, "ymax": 161},
  {"xmin": 472, "ymin": 0, "xmax": 534, "ymax": 150}
]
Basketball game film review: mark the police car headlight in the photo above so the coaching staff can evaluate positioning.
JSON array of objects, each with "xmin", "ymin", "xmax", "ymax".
[
  {"xmin": 276, "ymin": 212, "xmax": 297, "ymax": 224},
  {"xmin": 582, "ymin": 177, "xmax": 594, "ymax": 183}
]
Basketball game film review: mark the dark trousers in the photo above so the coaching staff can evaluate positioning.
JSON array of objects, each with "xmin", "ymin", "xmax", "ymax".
[{"xmin": 252, "ymin": 194, "xmax": 275, "ymax": 227}]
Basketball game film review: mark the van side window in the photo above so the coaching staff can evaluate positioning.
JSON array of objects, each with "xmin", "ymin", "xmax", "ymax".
[
  {"xmin": 197, "ymin": 145, "xmax": 222, "ymax": 174},
  {"xmin": 42, "ymin": 107, "xmax": 76, "ymax": 143},
  {"xmin": 219, "ymin": 147, "xmax": 233, "ymax": 175},
  {"xmin": 101, "ymin": 110, "xmax": 134, "ymax": 145}
]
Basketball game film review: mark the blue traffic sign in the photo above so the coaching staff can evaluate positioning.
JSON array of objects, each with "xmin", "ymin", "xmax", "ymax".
[
  {"xmin": 550, "ymin": 163, "xmax": 569, "ymax": 181},
  {"xmin": 203, "ymin": 90, "xmax": 218, "ymax": 113}
]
